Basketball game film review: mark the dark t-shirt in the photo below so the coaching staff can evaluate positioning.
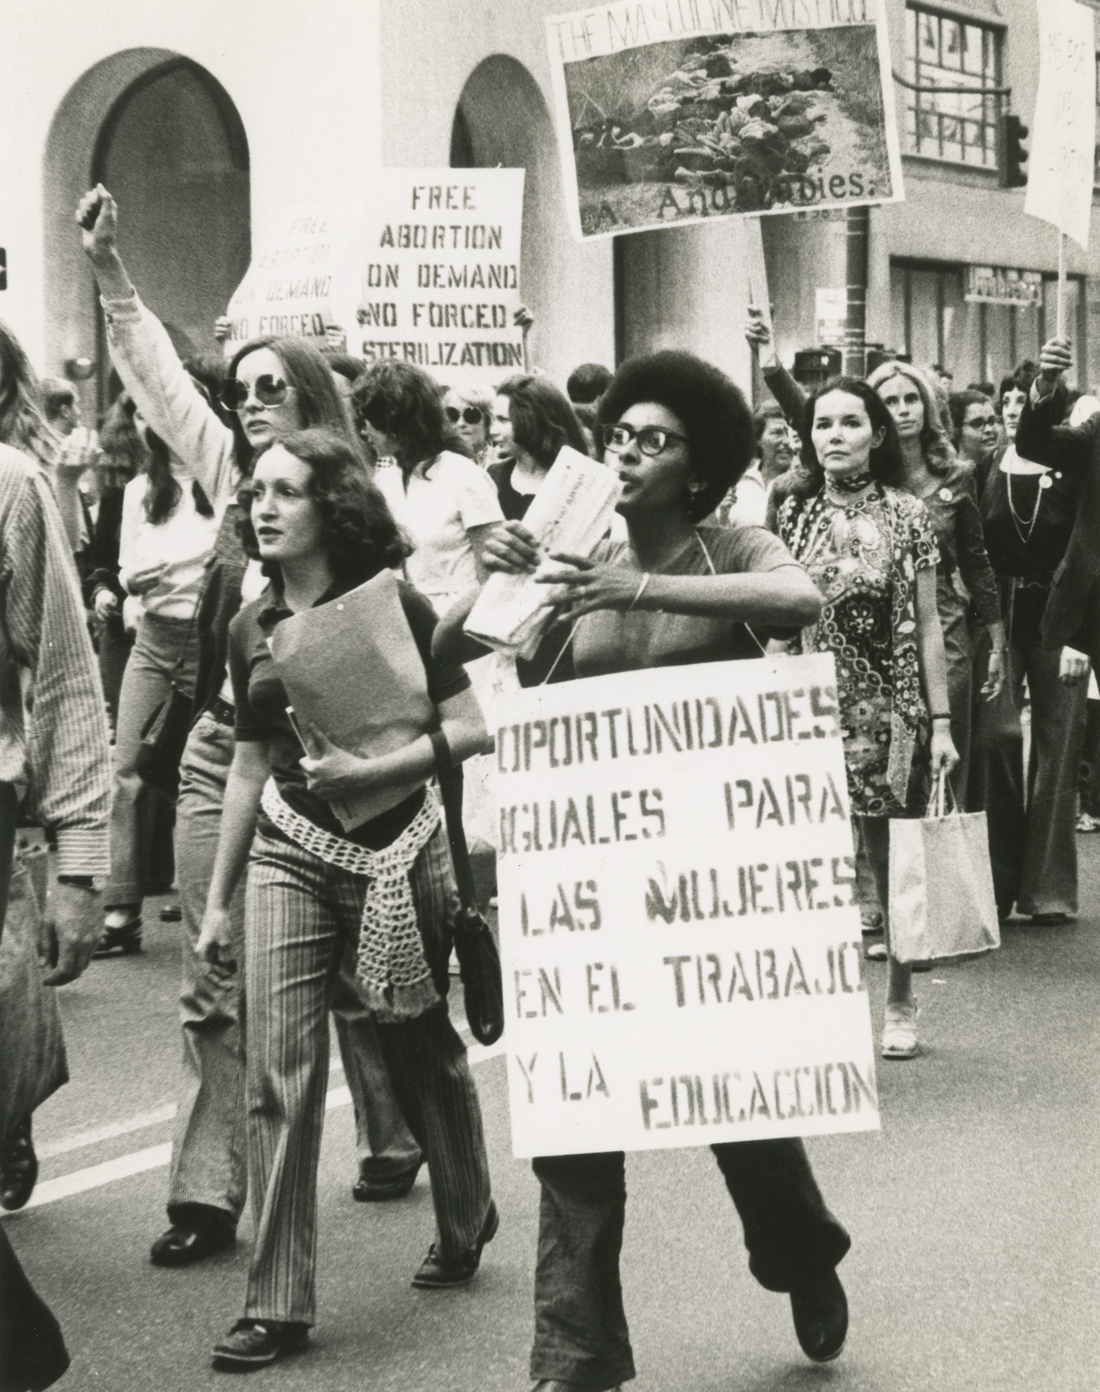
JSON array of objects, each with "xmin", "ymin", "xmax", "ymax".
[
  {"xmin": 229, "ymin": 578, "xmax": 470, "ymax": 849},
  {"xmin": 979, "ymin": 456, "xmax": 1081, "ymax": 579},
  {"xmin": 488, "ymin": 459, "xmax": 536, "ymax": 522}
]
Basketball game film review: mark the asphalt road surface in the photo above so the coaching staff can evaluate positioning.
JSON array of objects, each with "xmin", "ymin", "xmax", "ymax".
[{"xmin": 4, "ymin": 840, "xmax": 1098, "ymax": 1392}]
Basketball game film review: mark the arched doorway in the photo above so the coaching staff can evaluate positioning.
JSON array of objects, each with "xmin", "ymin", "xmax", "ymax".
[
  {"xmin": 44, "ymin": 51, "xmax": 250, "ymax": 413},
  {"xmin": 451, "ymin": 56, "xmax": 614, "ymax": 389}
]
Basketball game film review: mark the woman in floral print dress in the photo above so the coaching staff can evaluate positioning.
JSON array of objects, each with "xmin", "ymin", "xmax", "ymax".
[{"xmin": 775, "ymin": 377, "xmax": 958, "ymax": 1061}]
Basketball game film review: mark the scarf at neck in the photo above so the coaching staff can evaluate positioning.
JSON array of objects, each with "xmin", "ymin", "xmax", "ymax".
[{"xmin": 826, "ymin": 471, "xmax": 874, "ymax": 496}]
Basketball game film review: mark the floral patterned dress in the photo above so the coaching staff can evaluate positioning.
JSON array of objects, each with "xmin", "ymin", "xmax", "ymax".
[{"xmin": 777, "ymin": 483, "xmax": 939, "ymax": 817}]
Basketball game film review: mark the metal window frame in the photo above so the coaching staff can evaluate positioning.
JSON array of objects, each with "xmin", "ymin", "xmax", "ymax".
[{"xmin": 903, "ymin": 2, "xmax": 1004, "ymax": 169}]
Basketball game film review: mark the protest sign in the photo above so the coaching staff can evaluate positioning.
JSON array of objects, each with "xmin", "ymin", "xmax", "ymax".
[
  {"xmin": 355, "ymin": 169, "xmax": 526, "ymax": 385},
  {"xmin": 1024, "ymin": 0, "xmax": 1096, "ymax": 253},
  {"xmin": 225, "ymin": 202, "xmax": 363, "ymax": 351},
  {"xmin": 496, "ymin": 652, "xmax": 879, "ymax": 1159},
  {"xmin": 544, "ymin": 0, "xmax": 903, "ymax": 241}
]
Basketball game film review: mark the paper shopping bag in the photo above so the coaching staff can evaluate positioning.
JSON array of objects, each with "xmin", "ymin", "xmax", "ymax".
[
  {"xmin": 888, "ymin": 779, "xmax": 1000, "ymax": 963},
  {"xmin": 270, "ymin": 569, "xmax": 434, "ymax": 832}
]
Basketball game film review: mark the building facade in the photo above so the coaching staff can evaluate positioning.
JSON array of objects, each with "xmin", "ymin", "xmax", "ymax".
[{"xmin": 1, "ymin": 0, "xmax": 1098, "ymax": 415}]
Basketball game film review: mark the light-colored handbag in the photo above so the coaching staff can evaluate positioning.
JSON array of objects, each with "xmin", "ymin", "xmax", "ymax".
[{"xmin": 888, "ymin": 772, "xmax": 1001, "ymax": 963}]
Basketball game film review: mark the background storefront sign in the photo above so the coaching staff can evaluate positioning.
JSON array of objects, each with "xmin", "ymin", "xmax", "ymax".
[
  {"xmin": 495, "ymin": 653, "xmax": 879, "ymax": 1159},
  {"xmin": 225, "ymin": 202, "xmax": 363, "ymax": 351},
  {"xmin": 356, "ymin": 168, "xmax": 526, "ymax": 385},
  {"xmin": 545, "ymin": 0, "xmax": 904, "ymax": 242},
  {"xmin": 1024, "ymin": 0, "xmax": 1096, "ymax": 251},
  {"xmin": 964, "ymin": 266, "xmax": 1043, "ymax": 308},
  {"xmin": 815, "ymin": 286, "xmax": 847, "ymax": 344}
]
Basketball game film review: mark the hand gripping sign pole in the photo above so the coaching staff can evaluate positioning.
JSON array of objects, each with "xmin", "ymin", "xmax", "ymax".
[{"xmin": 1023, "ymin": 0, "xmax": 1095, "ymax": 342}]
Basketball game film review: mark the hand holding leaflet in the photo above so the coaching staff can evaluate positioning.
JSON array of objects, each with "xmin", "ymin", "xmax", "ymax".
[{"xmin": 465, "ymin": 446, "xmax": 621, "ymax": 660}]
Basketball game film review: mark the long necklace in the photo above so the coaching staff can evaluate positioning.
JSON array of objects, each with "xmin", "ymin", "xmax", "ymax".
[{"xmin": 1005, "ymin": 467, "xmax": 1044, "ymax": 547}]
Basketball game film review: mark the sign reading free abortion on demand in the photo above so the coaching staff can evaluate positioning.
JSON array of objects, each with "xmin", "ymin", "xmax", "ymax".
[
  {"xmin": 356, "ymin": 168, "xmax": 527, "ymax": 385},
  {"xmin": 495, "ymin": 652, "xmax": 879, "ymax": 1158}
]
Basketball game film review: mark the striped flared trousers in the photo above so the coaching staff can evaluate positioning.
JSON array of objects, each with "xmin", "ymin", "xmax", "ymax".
[{"xmin": 241, "ymin": 819, "xmax": 492, "ymax": 1326}]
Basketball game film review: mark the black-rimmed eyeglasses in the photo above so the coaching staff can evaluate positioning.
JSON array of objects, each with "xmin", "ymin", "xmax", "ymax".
[
  {"xmin": 602, "ymin": 423, "xmax": 689, "ymax": 456},
  {"xmin": 445, "ymin": 405, "xmax": 484, "ymax": 426}
]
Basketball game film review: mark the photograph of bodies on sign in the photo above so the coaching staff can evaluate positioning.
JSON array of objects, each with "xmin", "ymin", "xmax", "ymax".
[
  {"xmin": 560, "ymin": 23, "xmax": 896, "ymax": 237},
  {"xmin": 551, "ymin": 0, "xmax": 902, "ymax": 239}
]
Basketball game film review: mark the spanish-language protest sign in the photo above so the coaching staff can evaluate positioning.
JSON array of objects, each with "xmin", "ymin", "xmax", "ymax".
[
  {"xmin": 355, "ymin": 168, "xmax": 526, "ymax": 384},
  {"xmin": 495, "ymin": 652, "xmax": 879, "ymax": 1158},
  {"xmin": 1024, "ymin": 0, "xmax": 1095, "ymax": 252},
  {"xmin": 544, "ymin": 0, "xmax": 903, "ymax": 241},
  {"xmin": 225, "ymin": 202, "xmax": 363, "ymax": 350}
]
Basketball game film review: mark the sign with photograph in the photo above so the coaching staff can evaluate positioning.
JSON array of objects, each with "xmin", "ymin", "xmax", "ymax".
[
  {"xmin": 495, "ymin": 653, "xmax": 879, "ymax": 1159},
  {"xmin": 544, "ymin": 0, "xmax": 903, "ymax": 241},
  {"xmin": 356, "ymin": 168, "xmax": 526, "ymax": 385},
  {"xmin": 964, "ymin": 266, "xmax": 1043, "ymax": 309}
]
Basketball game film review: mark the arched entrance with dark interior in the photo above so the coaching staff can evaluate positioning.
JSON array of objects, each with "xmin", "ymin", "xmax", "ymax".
[
  {"xmin": 44, "ymin": 50, "xmax": 250, "ymax": 413},
  {"xmin": 451, "ymin": 54, "xmax": 601, "ymax": 389}
]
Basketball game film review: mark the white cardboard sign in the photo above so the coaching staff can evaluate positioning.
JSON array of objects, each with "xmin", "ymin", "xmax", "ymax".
[
  {"xmin": 355, "ymin": 168, "xmax": 526, "ymax": 385},
  {"xmin": 1024, "ymin": 0, "xmax": 1096, "ymax": 252},
  {"xmin": 495, "ymin": 653, "xmax": 879, "ymax": 1158},
  {"xmin": 544, "ymin": 0, "xmax": 903, "ymax": 241}
]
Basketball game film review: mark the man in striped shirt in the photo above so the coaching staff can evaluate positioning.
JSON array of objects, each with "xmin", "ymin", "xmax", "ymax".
[{"xmin": 0, "ymin": 436, "xmax": 111, "ymax": 1391}]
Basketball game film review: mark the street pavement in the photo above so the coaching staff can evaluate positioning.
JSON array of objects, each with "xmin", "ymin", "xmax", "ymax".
[{"xmin": 4, "ymin": 840, "xmax": 1099, "ymax": 1392}]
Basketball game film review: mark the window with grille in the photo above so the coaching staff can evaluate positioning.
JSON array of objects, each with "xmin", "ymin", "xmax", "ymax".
[{"xmin": 904, "ymin": 5, "xmax": 1001, "ymax": 169}]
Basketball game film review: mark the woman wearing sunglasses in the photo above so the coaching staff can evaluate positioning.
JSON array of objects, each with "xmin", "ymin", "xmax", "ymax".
[
  {"xmin": 456, "ymin": 352, "xmax": 850, "ymax": 1392},
  {"xmin": 442, "ymin": 385, "xmax": 493, "ymax": 466},
  {"xmin": 199, "ymin": 428, "xmax": 496, "ymax": 1370},
  {"xmin": 78, "ymin": 188, "xmax": 423, "ymax": 1276}
]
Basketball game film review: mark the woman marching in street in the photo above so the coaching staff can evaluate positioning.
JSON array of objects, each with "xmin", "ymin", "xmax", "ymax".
[
  {"xmin": 775, "ymin": 377, "xmax": 959, "ymax": 1059},
  {"xmin": 197, "ymin": 427, "xmax": 496, "ymax": 1370},
  {"xmin": 969, "ymin": 358, "xmax": 1090, "ymax": 923},
  {"xmin": 443, "ymin": 350, "xmax": 851, "ymax": 1392},
  {"xmin": 866, "ymin": 360, "xmax": 1005, "ymax": 807},
  {"xmin": 79, "ymin": 187, "xmax": 425, "ymax": 1275}
]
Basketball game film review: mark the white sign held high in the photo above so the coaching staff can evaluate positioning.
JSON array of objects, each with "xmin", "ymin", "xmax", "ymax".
[
  {"xmin": 495, "ymin": 653, "xmax": 880, "ymax": 1159},
  {"xmin": 1024, "ymin": 0, "xmax": 1096, "ymax": 251}
]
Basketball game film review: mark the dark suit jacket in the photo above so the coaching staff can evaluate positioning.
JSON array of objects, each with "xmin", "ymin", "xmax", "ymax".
[{"xmin": 1015, "ymin": 385, "xmax": 1100, "ymax": 655}]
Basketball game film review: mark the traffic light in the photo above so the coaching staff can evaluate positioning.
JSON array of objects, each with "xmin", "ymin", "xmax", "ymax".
[
  {"xmin": 0, "ymin": 249, "xmax": 6, "ymax": 291},
  {"xmin": 1003, "ymin": 114, "xmax": 1028, "ymax": 187}
]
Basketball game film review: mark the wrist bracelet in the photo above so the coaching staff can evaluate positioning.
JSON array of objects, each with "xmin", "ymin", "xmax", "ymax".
[
  {"xmin": 930, "ymin": 713, "xmax": 952, "ymax": 722},
  {"xmin": 627, "ymin": 573, "xmax": 651, "ymax": 613},
  {"xmin": 429, "ymin": 729, "xmax": 452, "ymax": 772},
  {"xmin": 56, "ymin": 874, "xmax": 96, "ymax": 890}
]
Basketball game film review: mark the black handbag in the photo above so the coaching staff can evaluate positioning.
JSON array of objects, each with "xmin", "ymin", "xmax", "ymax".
[
  {"xmin": 436, "ymin": 764, "xmax": 504, "ymax": 1047},
  {"xmin": 134, "ymin": 679, "xmax": 194, "ymax": 799}
]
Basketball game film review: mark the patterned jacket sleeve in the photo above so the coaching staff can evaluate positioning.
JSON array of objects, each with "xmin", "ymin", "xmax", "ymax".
[
  {"xmin": 0, "ymin": 451, "xmax": 110, "ymax": 876},
  {"xmin": 100, "ymin": 292, "xmax": 238, "ymax": 505}
]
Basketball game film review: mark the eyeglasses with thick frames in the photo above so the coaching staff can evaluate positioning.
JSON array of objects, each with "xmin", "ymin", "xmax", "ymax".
[
  {"xmin": 603, "ymin": 423, "xmax": 689, "ymax": 457},
  {"xmin": 445, "ymin": 405, "xmax": 484, "ymax": 426},
  {"xmin": 220, "ymin": 375, "xmax": 292, "ymax": 412}
]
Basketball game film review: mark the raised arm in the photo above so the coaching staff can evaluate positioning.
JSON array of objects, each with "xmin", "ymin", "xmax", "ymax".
[
  {"xmin": 745, "ymin": 308, "xmax": 809, "ymax": 425},
  {"xmin": 1016, "ymin": 336, "xmax": 1095, "ymax": 474},
  {"xmin": 78, "ymin": 186, "xmax": 238, "ymax": 503}
]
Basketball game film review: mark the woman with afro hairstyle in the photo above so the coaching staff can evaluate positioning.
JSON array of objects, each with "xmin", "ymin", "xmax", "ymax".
[
  {"xmin": 450, "ymin": 351, "xmax": 850, "ymax": 1391},
  {"xmin": 197, "ymin": 428, "xmax": 497, "ymax": 1370}
]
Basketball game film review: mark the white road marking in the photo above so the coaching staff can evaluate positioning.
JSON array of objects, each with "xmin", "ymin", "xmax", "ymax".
[
  {"xmin": 36, "ymin": 1104, "xmax": 178, "ymax": 1161},
  {"xmin": 4, "ymin": 1041, "xmax": 504, "ymax": 1214}
]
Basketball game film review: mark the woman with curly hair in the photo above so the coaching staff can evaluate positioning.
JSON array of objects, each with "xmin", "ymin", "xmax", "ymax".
[
  {"xmin": 196, "ymin": 428, "xmax": 496, "ymax": 1371},
  {"xmin": 775, "ymin": 377, "xmax": 958, "ymax": 1059},
  {"xmin": 866, "ymin": 360, "xmax": 1004, "ymax": 805},
  {"xmin": 78, "ymin": 186, "xmax": 423, "ymax": 1288},
  {"xmin": 458, "ymin": 352, "xmax": 850, "ymax": 1392}
]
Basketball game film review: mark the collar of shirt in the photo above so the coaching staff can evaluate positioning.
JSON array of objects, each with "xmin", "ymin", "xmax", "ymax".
[{"xmin": 256, "ymin": 578, "xmax": 348, "ymax": 634}]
